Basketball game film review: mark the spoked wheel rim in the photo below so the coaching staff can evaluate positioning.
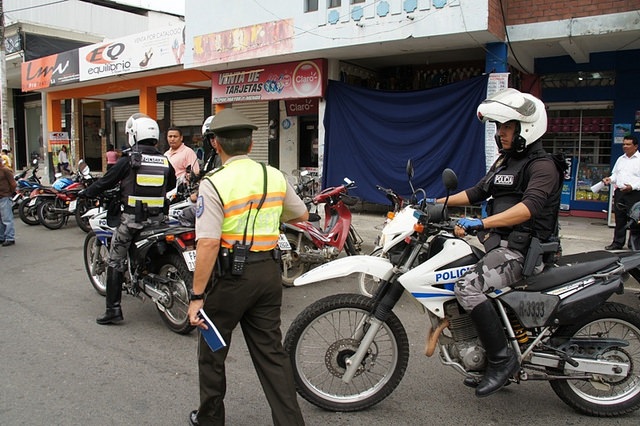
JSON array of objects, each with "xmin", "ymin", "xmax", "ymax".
[
  {"xmin": 294, "ymin": 306, "xmax": 399, "ymax": 404},
  {"xmin": 566, "ymin": 318, "xmax": 640, "ymax": 405},
  {"xmin": 84, "ymin": 232, "xmax": 109, "ymax": 295},
  {"xmin": 156, "ymin": 263, "xmax": 190, "ymax": 327}
]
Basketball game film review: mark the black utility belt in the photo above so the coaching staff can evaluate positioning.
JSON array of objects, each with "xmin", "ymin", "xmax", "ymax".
[{"xmin": 230, "ymin": 249, "xmax": 276, "ymax": 263}]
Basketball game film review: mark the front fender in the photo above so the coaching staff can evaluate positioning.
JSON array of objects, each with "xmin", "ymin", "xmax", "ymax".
[{"xmin": 294, "ymin": 255, "xmax": 393, "ymax": 286}]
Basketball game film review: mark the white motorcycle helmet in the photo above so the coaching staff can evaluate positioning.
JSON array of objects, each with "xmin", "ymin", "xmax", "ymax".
[
  {"xmin": 476, "ymin": 88, "xmax": 547, "ymax": 153},
  {"xmin": 202, "ymin": 115, "xmax": 215, "ymax": 138},
  {"xmin": 125, "ymin": 113, "xmax": 159, "ymax": 147}
]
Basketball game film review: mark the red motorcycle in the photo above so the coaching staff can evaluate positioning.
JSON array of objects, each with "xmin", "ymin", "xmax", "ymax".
[
  {"xmin": 36, "ymin": 164, "xmax": 95, "ymax": 230},
  {"xmin": 280, "ymin": 178, "xmax": 362, "ymax": 286}
]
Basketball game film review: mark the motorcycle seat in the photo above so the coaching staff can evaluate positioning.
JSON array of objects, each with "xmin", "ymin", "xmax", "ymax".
[{"xmin": 521, "ymin": 250, "xmax": 619, "ymax": 292}]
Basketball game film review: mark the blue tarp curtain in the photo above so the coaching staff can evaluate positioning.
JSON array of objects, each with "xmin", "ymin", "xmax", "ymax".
[{"xmin": 322, "ymin": 75, "xmax": 489, "ymax": 206}]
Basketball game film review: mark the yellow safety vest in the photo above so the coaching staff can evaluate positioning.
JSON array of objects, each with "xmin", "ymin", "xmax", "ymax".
[{"xmin": 205, "ymin": 158, "xmax": 287, "ymax": 250}]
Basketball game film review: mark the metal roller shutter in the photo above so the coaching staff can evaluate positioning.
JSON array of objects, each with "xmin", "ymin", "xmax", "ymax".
[
  {"xmin": 112, "ymin": 103, "xmax": 165, "ymax": 121},
  {"xmin": 171, "ymin": 98, "xmax": 204, "ymax": 126},
  {"xmin": 231, "ymin": 102, "xmax": 269, "ymax": 164}
]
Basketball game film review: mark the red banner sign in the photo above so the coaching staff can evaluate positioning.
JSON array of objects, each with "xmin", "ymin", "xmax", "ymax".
[{"xmin": 211, "ymin": 59, "xmax": 326, "ymax": 103}]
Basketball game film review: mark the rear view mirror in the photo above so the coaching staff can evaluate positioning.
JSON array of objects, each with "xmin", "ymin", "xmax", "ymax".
[{"xmin": 442, "ymin": 168, "xmax": 458, "ymax": 192}]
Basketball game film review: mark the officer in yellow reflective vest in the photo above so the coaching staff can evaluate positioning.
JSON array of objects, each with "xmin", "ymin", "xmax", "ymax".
[
  {"xmin": 81, "ymin": 113, "xmax": 176, "ymax": 325},
  {"xmin": 187, "ymin": 108, "xmax": 308, "ymax": 426}
]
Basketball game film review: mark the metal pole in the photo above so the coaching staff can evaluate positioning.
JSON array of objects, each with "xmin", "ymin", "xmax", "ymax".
[{"xmin": 0, "ymin": 0, "xmax": 9, "ymax": 152}]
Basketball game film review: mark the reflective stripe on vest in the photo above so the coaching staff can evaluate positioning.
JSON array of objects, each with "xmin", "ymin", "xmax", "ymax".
[
  {"xmin": 206, "ymin": 159, "xmax": 286, "ymax": 250},
  {"xmin": 123, "ymin": 152, "xmax": 170, "ymax": 208}
]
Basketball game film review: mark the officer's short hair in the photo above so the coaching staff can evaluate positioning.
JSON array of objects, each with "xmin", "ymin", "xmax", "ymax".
[{"xmin": 215, "ymin": 134, "xmax": 251, "ymax": 155}]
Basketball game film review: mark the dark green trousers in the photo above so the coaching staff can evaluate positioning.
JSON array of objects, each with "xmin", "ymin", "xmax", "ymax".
[{"xmin": 196, "ymin": 258, "xmax": 305, "ymax": 426}]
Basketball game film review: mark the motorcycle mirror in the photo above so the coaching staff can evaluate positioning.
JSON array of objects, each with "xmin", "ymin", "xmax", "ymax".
[
  {"xmin": 406, "ymin": 160, "xmax": 414, "ymax": 180},
  {"xmin": 442, "ymin": 168, "xmax": 458, "ymax": 191},
  {"xmin": 32, "ymin": 158, "xmax": 39, "ymax": 166},
  {"xmin": 300, "ymin": 170, "xmax": 309, "ymax": 177}
]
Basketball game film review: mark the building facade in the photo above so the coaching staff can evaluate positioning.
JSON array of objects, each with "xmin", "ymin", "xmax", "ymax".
[{"xmin": 16, "ymin": 0, "xmax": 640, "ymax": 216}]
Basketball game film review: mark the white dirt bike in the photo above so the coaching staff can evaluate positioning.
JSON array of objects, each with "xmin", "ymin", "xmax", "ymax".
[{"xmin": 284, "ymin": 162, "xmax": 640, "ymax": 417}]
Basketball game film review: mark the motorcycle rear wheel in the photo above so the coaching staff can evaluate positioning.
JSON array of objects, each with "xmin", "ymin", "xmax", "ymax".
[
  {"xmin": 38, "ymin": 198, "xmax": 66, "ymax": 230},
  {"xmin": 18, "ymin": 197, "xmax": 40, "ymax": 226},
  {"xmin": 83, "ymin": 231, "xmax": 109, "ymax": 296},
  {"xmin": 155, "ymin": 253, "xmax": 195, "ymax": 335},
  {"xmin": 284, "ymin": 293, "xmax": 409, "ymax": 412},
  {"xmin": 281, "ymin": 233, "xmax": 307, "ymax": 287},
  {"xmin": 549, "ymin": 302, "xmax": 640, "ymax": 416}
]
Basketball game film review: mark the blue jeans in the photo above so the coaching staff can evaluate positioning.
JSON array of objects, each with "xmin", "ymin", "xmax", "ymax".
[{"xmin": 0, "ymin": 196, "xmax": 15, "ymax": 241}]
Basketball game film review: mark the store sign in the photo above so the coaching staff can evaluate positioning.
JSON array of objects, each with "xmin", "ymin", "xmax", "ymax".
[
  {"xmin": 78, "ymin": 24, "xmax": 185, "ymax": 81},
  {"xmin": 285, "ymin": 98, "xmax": 319, "ymax": 116},
  {"xmin": 22, "ymin": 50, "xmax": 80, "ymax": 91},
  {"xmin": 211, "ymin": 59, "xmax": 326, "ymax": 103}
]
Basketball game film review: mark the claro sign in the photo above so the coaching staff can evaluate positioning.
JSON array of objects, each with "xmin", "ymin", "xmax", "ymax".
[
  {"xmin": 285, "ymin": 98, "xmax": 319, "ymax": 116},
  {"xmin": 211, "ymin": 59, "xmax": 326, "ymax": 103}
]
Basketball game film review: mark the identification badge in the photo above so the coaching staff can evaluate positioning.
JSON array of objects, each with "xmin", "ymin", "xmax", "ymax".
[
  {"xmin": 183, "ymin": 250, "xmax": 197, "ymax": 271},
  {"xmin": 277, "ymin": 233, "xmax": 292, "ymax": 250}
]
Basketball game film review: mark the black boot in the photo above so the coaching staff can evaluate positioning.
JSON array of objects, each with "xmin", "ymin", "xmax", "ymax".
[
  {"xmin": 97, "ymin": 267, "xmax": 124, "ymax": 325},
  {"xmin": 470, "ymin": 300, "xmax": 519, "ymax": 397}
]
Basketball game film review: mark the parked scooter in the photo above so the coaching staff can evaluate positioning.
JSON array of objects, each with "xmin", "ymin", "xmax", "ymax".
[
  {"xmin": 83, "ymin": 191, "xmax": 197, "ymax": 334},
  {"xmin": 280, "ymin": 177, "xmax": 363, "ymax": 286},
  {"xmin": 284, "ymin": 162, "xmax": 640, "ymax": 416}
]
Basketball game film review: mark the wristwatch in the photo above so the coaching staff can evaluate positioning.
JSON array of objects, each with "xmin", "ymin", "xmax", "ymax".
[{"xmin": 189, "ymin": 289, "xmax": 204, "ymax": 301}]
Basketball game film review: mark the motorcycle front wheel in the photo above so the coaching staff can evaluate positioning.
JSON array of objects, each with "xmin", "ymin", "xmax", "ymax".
[
  {"xmin": 38, "ymin": 198, "xmax": 66, "ymax": 230},
  {"xmin": 18, "ymin": 197, "xmax": 40, "ymax": 226},
  {"xmin": 549, "ymin": 302, "xmax": 640, "ymax": 416},
  {"xmin": 284, "ymin": 293, "xmax": 409, "ymax": 412},
  {"xmin": 75, "ymin": 198, "xmax": 93, "ymax": 233},
  {"xmin": 154, "ymin": 253, "xmax": 195, "ymax": 335},
  {"xmin": 281, "ymin": 233, "xmax": 307, "ymax": 287},
  {"xmin": 83, "ymin": 231, "xmax": 109, "ymax": 296}
]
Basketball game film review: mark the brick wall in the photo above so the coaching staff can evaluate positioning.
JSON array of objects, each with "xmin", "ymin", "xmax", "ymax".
[{"xmin": 505, "ymin": 0, "xmax": 638, "ymax": 25}]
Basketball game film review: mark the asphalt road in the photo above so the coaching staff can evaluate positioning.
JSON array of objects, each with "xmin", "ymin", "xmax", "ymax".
[{"xmin": 1, "ymin": 214, "xmax": 640, "ymax": 426}]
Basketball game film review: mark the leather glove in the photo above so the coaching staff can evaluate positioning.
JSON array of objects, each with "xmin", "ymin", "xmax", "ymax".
[{"xmin": 456, "ymin": 217, "xmax": 484, "ymax": 233}]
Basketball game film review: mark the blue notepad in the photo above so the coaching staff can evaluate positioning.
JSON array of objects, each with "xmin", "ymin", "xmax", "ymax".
[{"xmin": 198, "ymin": 309, "xmax": 227, "ymax": 352}]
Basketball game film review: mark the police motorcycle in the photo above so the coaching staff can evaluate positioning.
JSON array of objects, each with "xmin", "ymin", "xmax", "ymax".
[
  {"xmin": 284, "ymin": 162, "xmax": 640, "ymax": 416},
  {"xmin": 82, "ymin": 185, "xmax": 197, "ymax": 334}
]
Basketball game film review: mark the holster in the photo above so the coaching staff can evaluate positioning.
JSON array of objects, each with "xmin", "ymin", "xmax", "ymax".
[
  {"xmin": 521, "ymin": 236, "xmax": 561, "ymax": 277},
  {"xmin": 216, "ymin": 247, "xmax": 231, "ymax": 277},
  {"xmin": 134, "ymin": 200, "xmax": 147, "ymax": 223}
]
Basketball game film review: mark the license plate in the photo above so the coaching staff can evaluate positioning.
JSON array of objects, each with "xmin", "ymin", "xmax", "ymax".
[
  {"xmin": 69, "ymin": 200, "xmax": 77, "ymax": 211},
  {"xmin": 277, "ymin": 234, "xmax": 291, "ymax": 250},
  {"xmin": 183, "ymin": 250, "xmax": 197, "ymax": 271},
  {"xmin": 28, "ymin": 198, "xmax": 36, "ymax": 206}
]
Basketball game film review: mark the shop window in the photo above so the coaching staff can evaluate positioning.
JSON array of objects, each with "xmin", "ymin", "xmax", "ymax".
[
  {"xmin": 305, "ymin": 0, "xmax": 318, "ymax": 11},
  {"xmin": 328, "ymin": 0, "xmax": 341, "ymax": 8},
  {"xmin": 542, "ymin": 108, "xmax": 613, "ymax": 208},
  {"xmin": 351, "ymin": 0, "xmax": 365, "ymax": 3}
]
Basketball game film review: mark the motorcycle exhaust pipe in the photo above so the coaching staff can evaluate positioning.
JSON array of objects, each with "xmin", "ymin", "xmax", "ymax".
[{"xmin": 424, "ymin": 319, "xmax": 449, "ymax": 357}]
